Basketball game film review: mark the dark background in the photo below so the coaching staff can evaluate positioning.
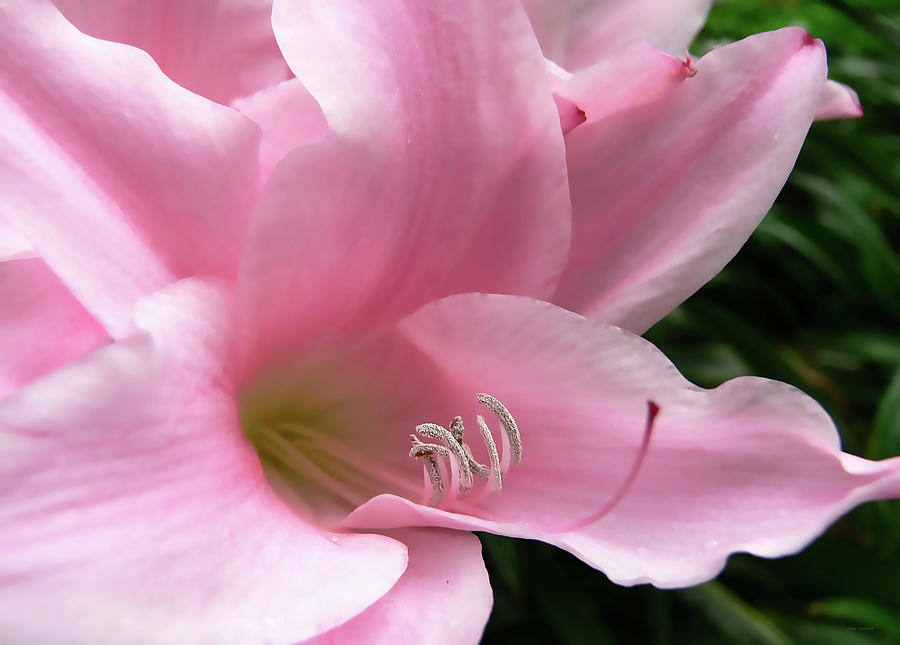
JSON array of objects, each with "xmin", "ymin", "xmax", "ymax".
[{"xmin": 482, "ymin": 1, "xmax": 900, "ymax": 642}]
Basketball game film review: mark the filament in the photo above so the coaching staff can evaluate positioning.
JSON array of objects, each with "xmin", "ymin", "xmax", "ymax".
[{"xmin": 272, "ymin": 421, "xmax": 425, "ymax": 501}]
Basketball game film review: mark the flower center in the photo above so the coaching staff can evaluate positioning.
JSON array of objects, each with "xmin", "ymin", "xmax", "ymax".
[
  {"xmin": 247, "ymin": 419, "xmax": 426, "ymax": 517},
  {"xmin": 238, "ymin": 362, "xmax": 420, "ymax": 524},
  {"xmin": 237, "ymin": 357, "xmax": 521, "ymax": 525}
]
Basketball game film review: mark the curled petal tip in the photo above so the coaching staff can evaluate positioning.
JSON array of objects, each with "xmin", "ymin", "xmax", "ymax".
[
  {"xmin": 816, "ymin": 80, "xmax": 864, "ymax": 121},
  {"xmin": 681, "ymin": 52, "xmax": 697, "ymax": 78}
]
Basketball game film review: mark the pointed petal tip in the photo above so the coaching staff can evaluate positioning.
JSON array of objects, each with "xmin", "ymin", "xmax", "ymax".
[{"xmin": 798, "ymin": 29, "xmax": 827, "ymax": 57}]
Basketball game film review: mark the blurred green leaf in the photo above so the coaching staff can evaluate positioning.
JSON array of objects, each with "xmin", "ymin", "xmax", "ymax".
[
  {"xmin": 810, "ymin": 597, "xmax": 900, "ymax": 641},
  {"xmin": 778, "ymin": 618, "xmax": 887, "ymax": 645},
  {"xmin": 479, "ymin": 532, "xmax": 522, "ymax": 591},
  {"xmin": 754, "ymin": 217, "xmax": 858, "ymax": 294},
  {"xmin": 678, "ymin": 582, "xmax": 793, "ymax": 645},
  {"xmin": 868, "ymin": 366, "xmax": 900, "ymax": 459}
]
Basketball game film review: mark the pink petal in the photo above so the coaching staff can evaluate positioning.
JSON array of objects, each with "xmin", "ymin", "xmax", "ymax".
[
  {"xmin": 305, "ymin": 529, "xmax": 492, "ymax": 645},
  {"xmin": 548, "ymin": 42, "xmax": 695, "ymax": 135},
  {"xmin": 0, "ymin": 217, "xmax": 34, "ymax": 261},
  {"xmin": 51, "ymin": 0, "xmax": 290, "ymax": 104},
  {"xmin": 0, "ymin": 280, "xmax": 408, "ymax": 643},
  {"xmin": 553, "ymin": 28, "xmax": 828, "ymax": 333},
  {"xmin": 0, "ymin": 259, "xmax": 108, "ymax": 399},
  {"xmin": 522, "ymin": 0, "xmax": 712, "ymax": 69},
  {"xmin": 339, "ymin": 293, "xmax": 900, "ymax": 588},
  {"xmin": 238, "ymin": 0, "xmax": 570, "ymax": 372},
  {"xmin": 232, "ymin": 78, "xmax": 329, "ymax": 181},
  {"xmin": 0, "ymin": 0, "xmax": 261, "ymax": 337},
  {"xmin": 815, "ymin": 79, "xmax": 863, "ymax": 120}
]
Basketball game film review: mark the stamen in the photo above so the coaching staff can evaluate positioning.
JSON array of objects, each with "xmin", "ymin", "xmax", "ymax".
[
  {"xmin": 410, "ymin": 436, "xmax": 450, "ymax": 506},
  {"xmin": 449, "ymin": 416, "xmax": 464, "ymax": 444},
  {"xmin": 409, "ymin": 393, "xmax": 522, "ymax": 507},
  {"xmin": 551, "ymin": 400, "xmax": 659, "ymax": 533},
  {"xmin": 476, "ymin": 415, "xmax": 502, "ymax": 491},
  {"xmin": 415, "ymin": 423, "xmax": 473, "ymax": 493},
  {"xmin": 454, "ymin": 416, "xmax": 492, "ymax": 479},
  {"xmin": 463, "ymin": 442, "xmax": 492, "ymax": 479},
  {"xmin": 477, "ymin": 393, "xmax": 522, "ymax": 465},
  {"xmin": 422, "ymin": 454, "xmax": 443, "ymax": 506},
  {"xmin": 409, "ymin": 435, "xmax": 451, "ymax": 461},
  {"xmin": 443, "ymin": 448, "xmax": 462, "ymax": 506},
  {"xmin": 498, "ymin": 419, "xmax": 512, "ymax": 474}
]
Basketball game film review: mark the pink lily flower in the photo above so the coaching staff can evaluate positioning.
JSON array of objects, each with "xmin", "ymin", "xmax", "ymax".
[{"xmin": 0, "ymin": 0, "xmax": 895, "ymax": 643}]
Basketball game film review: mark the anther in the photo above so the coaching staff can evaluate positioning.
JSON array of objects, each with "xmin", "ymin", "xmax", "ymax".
[
  {"xmin": 477, "ymin": 393, "xmax": 522, "ymax": 465},
  {"xmin": 409, "ymin": 394, "xmax": 522, "ymax": 507},
  {"xmin": 415, "ymin": 423, "xmax": 473, "ymax": 493},
  {"xmin": 449, "ymin": 416, "xmax": 464, "ymax": 445},
  {"xmin": 409, "ymin": 436, "xmax": 454, "ymax": 506},
  {"xmin": 476, "ymin": 415, "xmax": 502, "ymax": 491},
  {"xmin": 409, "ymin": 435, "xmax": 451, "ymax": 461},
  {"xmin": 453, "ymin": 417, "xmax": 492, "ymax": 479}
]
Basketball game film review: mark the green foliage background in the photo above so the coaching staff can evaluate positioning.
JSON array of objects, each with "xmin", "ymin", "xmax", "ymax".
[{"xmin": 482, "ymin": 1, "xmax": 900, "ymax": 642}]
